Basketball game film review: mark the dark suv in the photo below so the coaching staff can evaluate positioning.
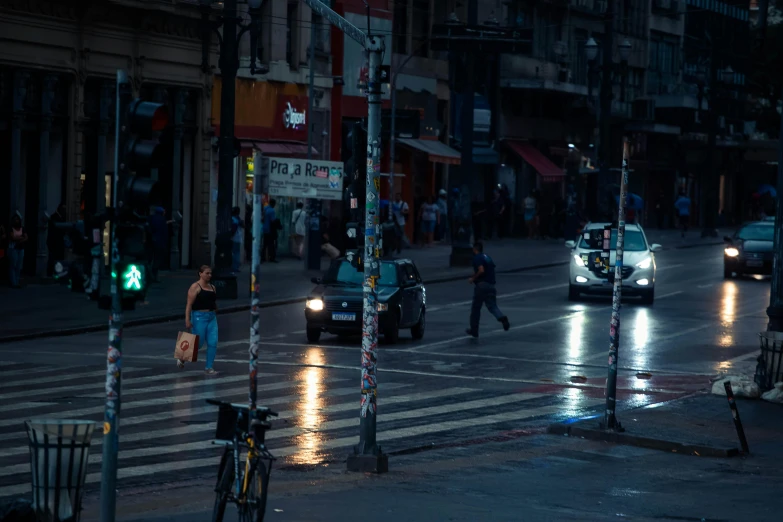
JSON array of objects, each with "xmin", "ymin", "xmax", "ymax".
[{"xmin": 304, "ymin": 258, "xmax": 426, "ymax": 344}]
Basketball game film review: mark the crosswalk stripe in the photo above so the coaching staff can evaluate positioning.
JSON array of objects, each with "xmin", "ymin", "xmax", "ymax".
[
  {"xmin": 0, "ymin": 371, "xmax": 278, "ymax": 413},
  {"xmin": 0, "ymin": 368, "xmax": 233, "ymax": 402},
  {"xmin": 77, "ymin": 373, "xmax": 279, "ymax": 399},
  {"xmin": 0, "ymin": 383, "xmax": 412, "ymax": 452},
  {"xmin": 0, "ymin": 377, "xmax": 349, "ymax": 429},
  {"xmin": 0, "ymin": 365, "xmax": 86, "ymax": 379},
  {"xmin": 0, "ymin": 400, "xmax": 599, "ymax": 497}
]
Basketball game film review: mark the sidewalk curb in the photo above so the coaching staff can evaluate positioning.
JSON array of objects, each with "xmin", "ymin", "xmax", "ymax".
[
  {"xmin": 546, "ymin": 423, "xmax": 740, "ymax": 458},
  {"xmin": 0, "ymin": 240, "xmax": 722, "ymax": 344}
]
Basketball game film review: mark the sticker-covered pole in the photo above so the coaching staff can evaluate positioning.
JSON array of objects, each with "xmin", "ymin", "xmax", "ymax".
[
  {"xmin": 603, "ymin": 137, "xmax": 630, "ymax": 432},
  {"xmin": 347, "ymin": 35, "xmax": 388, "ymax": 474},
  {"xmin": 249, "ymin": 165, "xmax": 263, "ymax": 413},
  {"xmin": 100, "ymin": 68, "xmax": 131, "ymax": 522}
]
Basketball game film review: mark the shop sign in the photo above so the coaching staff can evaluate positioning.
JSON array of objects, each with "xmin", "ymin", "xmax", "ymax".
[
  {"xmin": 283, "ymin": 102, "xmax": 306, "ymax": 129},
  {"xmin": 277, "ymin": 95, "xmax": 308, "ymax": 140},
  {"xmin": 267, "ymin": 157, "xmax": 344, "ymax": 201}
]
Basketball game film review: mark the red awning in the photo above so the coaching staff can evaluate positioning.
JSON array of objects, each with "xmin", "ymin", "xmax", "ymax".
[
  {"xmin": 239, "ymin": 141, "xmax": 317, "ymax": 158},
  {"xmin": 505, "ymin": 140, "xmax": 564, "ymax": 182}
]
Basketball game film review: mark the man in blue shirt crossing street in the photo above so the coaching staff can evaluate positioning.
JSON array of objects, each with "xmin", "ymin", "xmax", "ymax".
[{"xmin": 466, "ymin": 242, "xmax": 510, "ymax": 338}]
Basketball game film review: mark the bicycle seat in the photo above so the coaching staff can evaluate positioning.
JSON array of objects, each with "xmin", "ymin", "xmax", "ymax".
[{"xmin": 206, "ymin": 398, "xmax": 279, "ymax": 417}]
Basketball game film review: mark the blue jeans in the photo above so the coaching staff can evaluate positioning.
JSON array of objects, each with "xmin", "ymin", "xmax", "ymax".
[
  {"xmin": 191, "ymin": 311, "xmax": 219, "ymax": 369},
  {"xmin": 8, "ymin": 248, "xmax": 24, "ymax": 287},
  {"xmin": 469, "ymin": 282, "xmax": 505, "ymax": 335},
  {"xmin": 232, "ymin": 241, "xmax": 241, "ymax": 272}
]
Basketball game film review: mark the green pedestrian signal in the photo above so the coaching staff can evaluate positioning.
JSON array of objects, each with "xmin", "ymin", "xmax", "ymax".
[{"xmin": 121, "ymin": 264, "xmax": 144, "ymax": 291}]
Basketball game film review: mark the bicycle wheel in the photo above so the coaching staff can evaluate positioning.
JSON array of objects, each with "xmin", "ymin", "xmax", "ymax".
[
  {"xmin": 240, "ymin": 459, "xmax": 270, "ymax": 522},
  {"xmin": 212, "ymin": 448, "xmax": 235, "ymax": 522}
]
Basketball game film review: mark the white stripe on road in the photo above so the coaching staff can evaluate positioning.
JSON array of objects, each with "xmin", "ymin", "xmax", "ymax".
[
  {"xmin": 77, "ymin": 373, "xmax": 278, "ymax": 399},
  {"xmin": 0, "ymin": 383, "xmax": 411, "ymax": 445},
  {"xmin": 0, "ymin": 365, "xmax": 86, "ymax": 379},
  {"xmin": 0, "ymin": 388, "xmax": 479, "ymax": 468},
  {"xmin": 0, "ymin": 377, "xmax": 348, "ymax": 429},
  {"xmin": 0, "ymin": 400, "xmax": 597, "ymax": 496},
  {"xmin": 0, "ymin": 368, "xmax": 241, "ymax": 402}
]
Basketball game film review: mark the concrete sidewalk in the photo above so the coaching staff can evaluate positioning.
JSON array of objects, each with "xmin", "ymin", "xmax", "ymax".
[{"xmin": 0, "ymin": 228, "xmax": 723, "ymax": 343}]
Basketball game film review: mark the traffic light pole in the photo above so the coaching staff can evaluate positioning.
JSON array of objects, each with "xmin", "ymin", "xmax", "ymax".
[
  {"xmin": 100, "ymin": 69, "xmax": 131, "ymax": 522},
  {"xmin": 602, "ymin": 137, "xmax": 630, "ymax": 432},
  {"xmin": 305, "ymin": 8, "xmax": 322, "ymax": 271},
  {"xmin": 302, "ymin": 0, "xmax": 387, "ymax": 473}
]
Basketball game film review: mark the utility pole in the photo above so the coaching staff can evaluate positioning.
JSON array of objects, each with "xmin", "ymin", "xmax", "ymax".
[
  {"xmin": 305, "ymin": 9, "xmax": 321, "ymax": 270},
  {"xmin": 766, "ymin": 85, "xmax": 783, "ymax": 331},
  {"xmin": 599, "ymin": 0, "xmax": 614, "ymax": 216},
  {"xmin": 100, "ymin": 69, "xmax": 131, "ymax": 522},
  {"xmin": 302, "ymin": 0, "xmax": 387, "ymax": 473},
  {"xmin": 449, "ymin": 0, "xmax": 479, "ymax": 267},
  {"xmin": 602, "ymin": 138, "xmax": 630, "ymax": 432},
  {"xmin": 249, "ymin": 164, "xmax": 262, "ymax": 411},
  {"xmin": 213, "ymin": 0, "xmax": 239, "ymax": 297}
]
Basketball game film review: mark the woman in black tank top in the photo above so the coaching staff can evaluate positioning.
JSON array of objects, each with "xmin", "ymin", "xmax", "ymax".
[{"xmin": 183, "ymin": 265, "xmax": 220, "ymax": 374}]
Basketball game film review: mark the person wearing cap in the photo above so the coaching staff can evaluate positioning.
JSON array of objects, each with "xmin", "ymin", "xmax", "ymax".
[{"xmin": 436, "ymin": 189, "xmax": 449, "ymax": 242}]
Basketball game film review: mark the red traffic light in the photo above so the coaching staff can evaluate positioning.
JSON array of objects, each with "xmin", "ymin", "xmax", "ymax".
[{"xmin": 128, "ymin": 100, "xmax": 169, "ymax": 133}]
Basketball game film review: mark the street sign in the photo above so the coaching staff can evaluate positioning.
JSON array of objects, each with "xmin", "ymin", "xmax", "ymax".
[{"xmin": 430, "ymin": 24, "xmax": 533, "ymax": 54}]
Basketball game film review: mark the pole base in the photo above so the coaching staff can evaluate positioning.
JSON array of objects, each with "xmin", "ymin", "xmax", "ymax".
[
  {"xmin": 211, "ymin": 273, "xmax": 238, "ymax": 300},
  {"xmin": 599, "ymin": 419, "xmax": 625, "ymax": 433},
  {"xmin": 347, "ymin": 451, "xmax": 389, "ymax": 474},
  {"xmin": 767, "ymin": 306, "xmax": 783, "ymax": 332}
]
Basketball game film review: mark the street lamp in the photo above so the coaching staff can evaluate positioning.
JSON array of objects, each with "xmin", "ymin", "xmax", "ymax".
[
  {"xmin": 585, "ymin": 37, "xmax": 599, "ymax": 62},
  {"xmin": 619, "ymin": 38, "xmax": 632, "ymax": 62},
  {"xmin": 200, "ymin": 0, "xmax": 265, "ymax": 298}
]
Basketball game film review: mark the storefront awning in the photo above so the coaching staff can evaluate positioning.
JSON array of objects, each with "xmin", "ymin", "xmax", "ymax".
[
  {"xmin": 398, "ymin": 138, "xmax": 461, "ymax": 165},
  {"xmin": 505, "ymin": 140, "xmax": 564, "ymax": 182},
  {"xmin": 240, "ymin": 141, "xmax": 317, "ymax": 157}
]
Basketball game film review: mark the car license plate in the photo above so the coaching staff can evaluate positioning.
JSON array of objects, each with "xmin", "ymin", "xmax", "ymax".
[
  {"xmin": 747, "ymin": 259, "xmax": 763, "ymax": 267},
  {"xmin": 332, "ymin": 312, "xmax": 356, "ymax": 321}
]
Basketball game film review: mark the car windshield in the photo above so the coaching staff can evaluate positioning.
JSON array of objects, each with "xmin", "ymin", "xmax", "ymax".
[
  {"xmin": 737, "ymin": 225, "xmax": 774, "ymax": 242},
  {"xmin": 578, "ymin": 229, "xmax": 648, "ymax": 252},
  {"xmin": 324, "ymin": 260, "xmax": 399, "ymax": 287}
]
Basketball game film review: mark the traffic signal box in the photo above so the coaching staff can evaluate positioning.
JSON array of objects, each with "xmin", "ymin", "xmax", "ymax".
[{"xmin": 102, "ymin": 96, "xmax": 168, "ymax": 311}]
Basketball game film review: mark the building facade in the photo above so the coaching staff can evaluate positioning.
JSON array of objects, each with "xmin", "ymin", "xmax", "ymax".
[{"xmin": 0, "ymin": 0, "xmax": 212, "ymax": 276}]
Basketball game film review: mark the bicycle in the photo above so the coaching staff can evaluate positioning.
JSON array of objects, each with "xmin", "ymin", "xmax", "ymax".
[{"xmin": 207, "ymin": 399, "xmax": 278, "ymax": 522}]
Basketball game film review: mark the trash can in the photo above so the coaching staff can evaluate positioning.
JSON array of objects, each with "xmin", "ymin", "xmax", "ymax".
[
  {"xmin": 756, "ymin": 331, "xmax": 783, "ymax": 391},
  {"xmin": 24, "ymin": 420, "xmax": 96, "ymax": 522}
]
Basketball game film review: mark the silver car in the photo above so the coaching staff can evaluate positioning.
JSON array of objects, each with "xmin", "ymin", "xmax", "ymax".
[{"xmin": 565, "ymin": 222, "xmax": 661, "ymax": 304}]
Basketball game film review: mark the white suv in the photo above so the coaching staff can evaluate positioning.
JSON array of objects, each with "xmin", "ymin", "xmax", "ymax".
[{"xmin": 565, "ymin": 222, "xmax": 661, "ymax": 304}]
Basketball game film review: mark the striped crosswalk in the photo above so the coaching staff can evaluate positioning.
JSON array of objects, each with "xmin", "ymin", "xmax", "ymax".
[{"xmin": 0, "ymin": 361, "xmax": 603, "ymax": 499}]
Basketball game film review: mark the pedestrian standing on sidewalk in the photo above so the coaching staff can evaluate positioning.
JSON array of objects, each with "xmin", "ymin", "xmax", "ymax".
[
  {"xmin": 290, "ymin": 201, "xmax": 306, "ymax": 259},
  {"xmin": 5, "ymin": 214, "xmax": 28, "ymax": 288},
  {"xmin": 184, "ymin": 265, "xmax": 219, "ymax": 375},
  {"xmin": 466, "ymin": 242, "xmax": 510, "ymax": 338}
]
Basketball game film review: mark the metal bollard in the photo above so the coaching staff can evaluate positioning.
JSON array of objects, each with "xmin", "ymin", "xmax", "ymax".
[
  {"xmin": 723, "ymin": 382, "xmax": 750, "ymax": 454},
  {"xmin": 25, "ymin": 420, "xmax": 96, "ymax": 522}
]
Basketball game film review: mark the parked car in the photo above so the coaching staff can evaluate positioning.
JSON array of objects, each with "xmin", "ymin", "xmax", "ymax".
[
  {"xmin": 304, "ymin": 258, "xmax": 426, "ymax": 344},
  {"xmin": 565, "ymin": 222, "xmax": 661, "ymax": 304},
  {"xmin": 724, "ymin": 221, "xmax": 774, "ymax": 278}
]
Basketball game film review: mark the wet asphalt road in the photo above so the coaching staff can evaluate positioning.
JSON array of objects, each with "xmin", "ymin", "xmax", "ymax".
[{"xmin": 0, "ymin": 243, "xmax": 771, "ymax": 506}]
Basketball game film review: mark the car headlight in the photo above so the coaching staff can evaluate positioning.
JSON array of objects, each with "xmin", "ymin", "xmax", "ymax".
[
  {"xmin": 573, "ymin": 254, "xmax": 586, "ymax": 267},
  {"xmin": 377, "ymin": 302, "xmax": 388, "ymax": 312},
  {"xmin": 725, "ymin": 247, "xmax": 739, "ymax": 257},
  {"xmin": 306, "ymin": 299, "xmax": 324, "ymax": 311},
  {"xmin": 635, "ymin": 257, "xmax": 652, "ymax": 269}
]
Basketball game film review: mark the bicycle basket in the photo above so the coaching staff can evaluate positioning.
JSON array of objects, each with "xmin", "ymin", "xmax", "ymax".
[{"xmin": 214, "ymin": 403, "xmax": 250, "ymax": 441}]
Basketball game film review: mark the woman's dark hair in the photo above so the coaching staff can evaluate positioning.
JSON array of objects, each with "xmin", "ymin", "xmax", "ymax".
[{"xmin": 198, "ymin": 265, "xmax": 212, "ymax": 275}]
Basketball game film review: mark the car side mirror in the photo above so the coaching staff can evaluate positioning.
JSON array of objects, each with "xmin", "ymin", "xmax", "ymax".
[
  {"xmin": 649, "ymin": 244, "xmax": 662, "ymax": 252},
  {"xmin": 723, "ymin": 236, "xmax": 733, "ymax": 243},
  {"xmin": 564, "ymin": 240, "xmax": 576, "ymax": 249},
  {"xmin": 311, "ymin": 277, "xmax": 321, "ymax": 284}
]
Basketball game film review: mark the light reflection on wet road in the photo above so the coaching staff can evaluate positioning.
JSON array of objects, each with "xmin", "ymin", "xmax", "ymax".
[{"xmin": 0, "ymin": 244, "xmax": 773, "ymax": 491}]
